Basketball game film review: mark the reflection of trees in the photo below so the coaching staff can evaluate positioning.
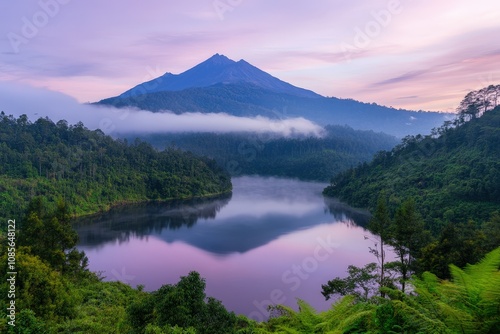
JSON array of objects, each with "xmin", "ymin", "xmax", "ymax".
[
  {"xmin": 74, "ymin": 193, "xmax": 232, "ymax": 246},
  {"xmin": 323, "ymin": 197, "xmax": 371, "ymax": 227}
]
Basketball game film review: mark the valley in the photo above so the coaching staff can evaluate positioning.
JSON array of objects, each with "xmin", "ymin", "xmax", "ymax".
[{"xmin": 1, "ymin": 44, "xmax": 499, "ymax": 334}]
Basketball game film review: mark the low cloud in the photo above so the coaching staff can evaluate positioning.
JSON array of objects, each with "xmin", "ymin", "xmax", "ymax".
[{"xmin": 0, "ymin": 81, "xmax": 324, "ymax": 137}]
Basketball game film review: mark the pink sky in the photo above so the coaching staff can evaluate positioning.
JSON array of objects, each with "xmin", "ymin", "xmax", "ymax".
[{"xmin": 1, "ymin": 0, "xmax": 500, "ymax": 112}]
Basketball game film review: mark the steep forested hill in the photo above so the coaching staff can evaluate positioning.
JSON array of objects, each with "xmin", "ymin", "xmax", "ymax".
[
  {"xmin": 122, "ymin": 125, "xmax": 398, "ymax": 181},
  {"xmin": 0, "ymin": 113, "xmax": 231, "ymax": 220},
  {"xmin": 324, "ymin": 106, "xmax": 500, "ymax": 227}
]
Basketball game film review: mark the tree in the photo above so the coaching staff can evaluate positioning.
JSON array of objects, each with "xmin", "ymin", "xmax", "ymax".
[
  {"xmin": 18, "ymin": 197, "xmax": 85, "ymax": 275},
  {"xmin": 389, "ymin": 198, "xmax": 427, "ymax": 292},
  {"xmin": 128, "ymin": 271, "xmax": 238, "ymax": 334},
  {"xmin": 368, "ymin": 193, "xmax": 392, "ymax": 297},
  {"xmin": 321, "ymin": 262, "xmax": 378, "ymax": 302},
  {"xmin": 0, "ymin": 249, "xmax": 76, "ymax": 321}
]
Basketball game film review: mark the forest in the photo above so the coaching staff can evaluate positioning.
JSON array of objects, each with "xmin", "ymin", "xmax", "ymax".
[
  {"xmin": 324, "ymin": 88, "xmax": 500, "ymax": 279},
  {"xmin": 324, "ymin": 85, "xmax": 500, "ymax": 222},
  {"xmin": 0, "ymin": 113, "xmax": 231, "ymax": 221},
  {"xmin": 124, "ymin": 125, "xmax": 398, "ymax": 181}
]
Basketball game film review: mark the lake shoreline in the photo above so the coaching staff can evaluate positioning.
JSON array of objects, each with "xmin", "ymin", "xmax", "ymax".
[{"xmin": 70, "ymin": 188, "xmax": 233, "ymax": 222}]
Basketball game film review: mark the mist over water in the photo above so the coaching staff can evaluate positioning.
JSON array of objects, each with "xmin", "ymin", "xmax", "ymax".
[{"xmin": 75, "ymin": 176, "xmax": 380, "ymax": 319}]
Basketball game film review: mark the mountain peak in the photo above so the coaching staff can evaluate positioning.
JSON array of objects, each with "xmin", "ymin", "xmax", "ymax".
[
  {"xmin": 205, "ymin": 53, "xmax": 234, "ymax": 65},
  {"xmin": 118, "ymin": 54, "xmax": 320, "ymax": 98}
]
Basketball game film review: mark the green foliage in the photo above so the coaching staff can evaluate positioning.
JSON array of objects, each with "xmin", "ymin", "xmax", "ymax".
[
  {"xmin": 324, "ymin": 105, "xmax": 500, "ymax": 278},
  {"xmin": 0, "ymin": 249, "xmax": 77, "ymax": 323},
  {"xmin": 18, "ymin": 197, "xmax": 82, "ymax": 273},
  {"xmin": 368, "ymin": 193, "xmax": 392, "ymax": 297},
  {"xmin": 127, "ymin": 271, "xmax": 238, "ymax": 334},
  {"xmin": 0, "ymin": 113, "xmax": 231, "ymax": 221},
  {"xmin": 0, "ymin": 198, "xmax": 142, "ymax": 334},
  {"xmin": 407, "ymin": 247, "xmax": 500, "ymax": 333},
  {"xmin": 456, "ymin": 84, "xmax": 500, "ymax": 122},
  {"xmin": 389, "ymin": 198, "xmax": 428, "ymax": 292},
  {"xmin": 263, "ymin": 248, "xmax": 500, "ymax": 333},
  {"xmin": 324, "ymin": 106, "xmax": 500, "ymax": 226},
  {"xmin": 3, "ymin": 309, "xmax": 48, "ymax": 334},
  {"xmin": 261, "ymin": 296, "xmax": 376, "ymax": 333},
  {"xmin": 126, "ymin": 125, "xmax": 398, "ymax": 181},
  {"xmin": 419, "ymin": 220, "xmax": 489, "ymax": 279},
  {"xmin": 321, "ymin": 263, "xmax": 378, "ymax": 302},
  {"xmin": 55, "ymin": 280, "xmax": 141, "ymax": 334}
]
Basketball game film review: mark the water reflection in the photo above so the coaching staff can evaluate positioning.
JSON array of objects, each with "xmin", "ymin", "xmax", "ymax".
[
  {"xmin": 75, "ymin": 177, "xmax": 369, "ymax": 255},
  {"xmin": 75, "ymin": 176, "xmax": 379, "ymax": 316},
  {"xmin": 74, "ymin": 193, "xmax": 232, "ymax": 247},
  {"xmin": 323, "ymin": 197, "xmax": 371, "ymax": 227}
]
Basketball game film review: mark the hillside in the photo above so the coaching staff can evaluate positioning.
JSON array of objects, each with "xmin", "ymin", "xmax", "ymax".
[
  {"xmin": 97, "ymin": 54, "xmax": 450, "ymax": 137},
  {"xmin": 323, "ymin": 105, "xmax": 500, "ymax": 227},
  {"xmin": 0, "ymin": 113, "xmax": 231, "ymax": 220},
  {"xmin": 126, "ymin": 125, "xmax": 398, "ymax": 181}
]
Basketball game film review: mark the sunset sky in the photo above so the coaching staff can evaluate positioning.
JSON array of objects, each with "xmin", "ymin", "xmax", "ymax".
[{"xmin": 1, "ymin": 0, "xmax": 500, "ymax": 112}]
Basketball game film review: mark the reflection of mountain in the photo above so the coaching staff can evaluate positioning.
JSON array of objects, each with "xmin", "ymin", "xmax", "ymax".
[
  {"xmin": 75, "ymin": 182, "xmax": 370, "ymax": 255},
  {"xmin": 74, "ymin": 194, "xmax": 232, "ymax": 247}
]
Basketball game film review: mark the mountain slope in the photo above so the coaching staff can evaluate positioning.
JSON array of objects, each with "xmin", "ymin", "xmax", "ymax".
[
  {"xmin": 97, "ymin": 54, "xmax": 451, "ymax": 137},
  {"xmin": 100, "ymin": 82, "xmax": 449, "ymax": 137},
  {"xmin": 119, "ymin": 53, "xmax": 319, "ymax": 98},
  {"xmin": 323, "ymin": 106, "xmax": 500, "ymax": 227}
]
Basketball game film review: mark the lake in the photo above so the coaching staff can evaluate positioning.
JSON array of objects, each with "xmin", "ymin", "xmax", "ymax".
[{"xmin": 75, "ymin": 176, "xmax": 379, "ymax": 321}]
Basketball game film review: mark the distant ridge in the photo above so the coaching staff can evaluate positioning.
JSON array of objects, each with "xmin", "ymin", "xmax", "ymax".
[
  {"xmin": 119, "ymin": 53, "xmax": 320, "ymax": 98},
  {"xmin": 98, "ymin": 54, "xmax": 452, "ymax": 137}
]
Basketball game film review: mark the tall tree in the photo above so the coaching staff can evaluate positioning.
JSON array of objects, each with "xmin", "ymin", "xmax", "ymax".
[
  {"xmin": 390, "ymin": 198, "xmax": 426, "ymax": 292},
  {"xmin": 368, "ymin": 192, "xmax": 392, "ymax": 297},
  {"xmin": 19, "ymin": 197, "xmax": 79, "ymax": 272}
]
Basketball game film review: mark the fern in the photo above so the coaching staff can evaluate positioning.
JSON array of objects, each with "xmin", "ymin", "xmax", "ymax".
[{"xmin": 410, "ymin": 247, "xmax": 500, "ymax": 333}]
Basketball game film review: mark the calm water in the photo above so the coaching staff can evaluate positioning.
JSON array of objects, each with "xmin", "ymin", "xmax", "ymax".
[{"xmin": 75, "ymin": 176, "xmax": 378, "ymax": 321}]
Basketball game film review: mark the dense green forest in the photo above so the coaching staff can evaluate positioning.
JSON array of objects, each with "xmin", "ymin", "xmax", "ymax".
[
  {"xmin": 1, "ymin": 199, "xmax": 499, "ymax": 333},
  {"xmin": 324, "ymin": 105, "xmax": 500, "ymax": 225},
  {"xmin": 0, "ymin": 113, "xmax": 231, "ymax": 221},
  {"xmin": 124, "ymin": 125, "xmax": 398, "ymax": 181},
  {"xmin": 323, "ymin": 89, "xmax": 500, "ymax": 279}
]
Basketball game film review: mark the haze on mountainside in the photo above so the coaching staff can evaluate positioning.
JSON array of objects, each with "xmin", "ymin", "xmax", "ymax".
[
  {"xmin": 98, "ymin": 54, "xmax": 451, "ymax": 138},
  {"xmin": 0, "ymin": 81, "xmax": 323, "ymax": 137}
]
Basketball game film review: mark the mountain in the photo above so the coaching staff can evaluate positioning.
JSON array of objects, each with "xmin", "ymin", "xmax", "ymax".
[
  {"xmin": 97, "ymin": 54, "xmax": 451, "ymax": 137},
  {"xmin": 119, "ymin": 53, "xmax": 320, "ymax": 98}
]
